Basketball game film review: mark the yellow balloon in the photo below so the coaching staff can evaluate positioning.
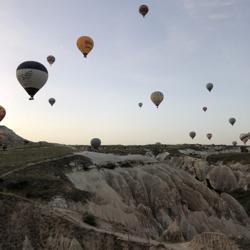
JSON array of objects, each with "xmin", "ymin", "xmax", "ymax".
[{"xmin": 77, "ymin": 36, "xmax": 94, "ymax": 58}]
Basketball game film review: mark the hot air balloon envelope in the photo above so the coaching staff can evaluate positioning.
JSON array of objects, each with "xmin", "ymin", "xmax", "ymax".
[
  {"xmin": 77, "ymin": 36, "xmax": 94, "ymax": 57},
  {"xmin": 151, "ymin": 91, "xmax": 164, "ymax": 108},
  {"xmin": 206, "ymin": 83, "xmax": 213, "ymax": 92},
  {"xmin": 229, "ymin": 117, "xmax": 236, "ymax": 126},
  {"xmin": 240, "ymin": 133, "xmax": 248, "ymax": 144},
  {"xmin": 47, "ymin": 55, "xmax": 55, "ymax": 65},
  {"xmin": 207, "ymin": 133, "xmax": 212, "ymax": 140},
  {"xmin": 139, "ymin": 5, "xmax": 149, "ymax": 17},
  {"xmin": 0, "ymin": 106, "xmax": 6, "ymax": 122},
  {"xmin": 16, "ymin": 61, "xmax": 48, "ymax": 100},
  {"xmin": 189, "ymin": 131, "xmax": 196, "ymax": 139},
  {"xmin": 91, "ymin": 138, "xmax": 101, "ymax": 150},
  {"xmin": 49, "ymin": 98, "xmax": 56, "ymax": 106}
]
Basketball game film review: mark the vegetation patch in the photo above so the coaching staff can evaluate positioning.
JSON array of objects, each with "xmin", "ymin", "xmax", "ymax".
[
  {"xmin": 230, "ymin": 189, "xmax": 250, "ymax": 216},
  {"xmin": 0, "ymin": 155, "xmax": 93, "ymax": 202},
  {"xmin": 0, "ymin": 143, "xmax": 75, "ymax": 175},
  {"xmin": 82, "ymin": 212, "xmax": 97, "ymax": 226},
  {"xmin": 207, "ymin": 153, "xmax": 250, "ymax": 164}
]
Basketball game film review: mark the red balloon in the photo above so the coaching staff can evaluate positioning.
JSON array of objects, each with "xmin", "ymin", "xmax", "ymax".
[{"xmin": 0, "ymin": 105, "xmax": 6, "ymax": 122}]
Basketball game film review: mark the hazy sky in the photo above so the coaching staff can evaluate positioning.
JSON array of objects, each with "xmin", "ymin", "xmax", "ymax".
[{"xmin": 0, "ymin": 0, "xmax": 250, "ymax": 145}]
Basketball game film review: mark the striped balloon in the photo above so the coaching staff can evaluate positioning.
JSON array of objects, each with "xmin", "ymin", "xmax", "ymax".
[{"xmin": 16, "ymin": 61, "xmax": 48, "ymax": 100}]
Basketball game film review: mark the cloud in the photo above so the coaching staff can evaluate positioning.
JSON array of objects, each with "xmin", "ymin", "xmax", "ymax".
[
  {"xmin": 208, "ymin": 13, "xmax": 228, "ymax": 21},
  {"xmin": 183, "ymin": 0, "xmax": 237, "ymax": 9},
  {"xmin": 183, "ymin": 0, "xmax": 238, "ymax": 20}
]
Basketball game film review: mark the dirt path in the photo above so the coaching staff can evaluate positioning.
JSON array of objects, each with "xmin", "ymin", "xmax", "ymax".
[
  {"xmin": 0, "ymin": 154, "xmax": 74, "ymax": 178},
  {"xmin": 50, "ymin": 207, "xmax": 188, "ymax": 250},
  {"xmin": 0, "ymin": 192, "xmax": 188, "ymax": 249}
]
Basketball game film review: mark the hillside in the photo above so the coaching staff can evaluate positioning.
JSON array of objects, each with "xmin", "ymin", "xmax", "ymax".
[
  {"xmin": 0, "ymin": 125, "xmax": 28, "ymax": 145},
  {"xmin": 1, "ymin": 127, "xmax": 250, "ymax": 249},
  {"xmin": 0, "ymin": 147, "xmax": 250, "ymax": 249}
]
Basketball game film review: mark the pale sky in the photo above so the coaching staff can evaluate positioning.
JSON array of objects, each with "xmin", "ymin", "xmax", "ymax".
[{"xmin": 0, "ymin": 0, "xmax": 249, "ymax": 145}]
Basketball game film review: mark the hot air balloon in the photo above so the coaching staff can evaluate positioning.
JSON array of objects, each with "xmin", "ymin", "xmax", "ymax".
[
  {"xmin": 138, "ymin": 102, "xmax": 143, "ymax": 108},
  {"xmin": 47, "ymin": 55, "xmax": 55, "ymax": 65},
  {"xmin": 202, "ymin": 107, "xmax": 207, "ymax": 112},
  {"xmin": 139, "ymin": 5, "xmax": 149, "ymax": 17},
  {"xmin": 232, "ymin": 141, "xmax": 237, "ymax": 146},
  {"xmin": 49, "ymin": 98, "xmax": 56, "ymax": 106},
  {"xmin": 206, "ymin": 83, "xmax": 213, "ymax": 92},
  {"xmin": 77, "ymin": 36, "xmax": 94, "ymax": 58},
  {"xmin": 207, "ymin": 133, "xmax": 212, "ymax": 140},
  {"xmin": 16, "ymin": 61, "xmax": 48, "ymax": 100},
  {"xmin": 151, "ymin": 91, "xmax": 164, "ymax": 108},
  {"xmin": 91, "ymin": 138, "xmax": 101, "ymax": 150},
  {"xmin": 189, "ymin": 131, "xmax": 196, "ymax": 139},
  {"xmin": 240, "ymin": 134, "xmax": 248, "ymax": 144},
  {"xmin": 229, "ymin": 117, "xmax": 236, "ymax": 126},
  {"xmin": 0, "ymin": 106, "xmax": 6, "ymax": 122}
]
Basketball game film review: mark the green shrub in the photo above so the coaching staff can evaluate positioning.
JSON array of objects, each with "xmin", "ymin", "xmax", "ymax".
[{"xmin": 83, "ymin": 212, "xmax": 97, "ymax": 226}]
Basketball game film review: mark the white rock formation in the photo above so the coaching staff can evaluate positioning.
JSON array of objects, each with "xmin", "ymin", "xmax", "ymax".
[{"xmin": 66, "ymin": 152, "xmax": 250, "ymax": 242}]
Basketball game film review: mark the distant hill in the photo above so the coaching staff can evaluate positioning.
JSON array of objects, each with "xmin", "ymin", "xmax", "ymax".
[{"xmin": 0, "ymin": 125, "xmax": 29, "ymax": 145}]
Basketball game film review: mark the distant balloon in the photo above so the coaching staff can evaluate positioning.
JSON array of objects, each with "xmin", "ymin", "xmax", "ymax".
[
  {"xmin": 47, "ymin": 55, "xmax": 55, "ymax": 65},
  {"xmin": 139, "ymin": 5, "xmax": 149, "ymax": 17},
  {"xmin": 138, "ymin": 102, "xmax": 143, "ymax": 108},
  {"xmin": 202, "ymin": 107, "xmax": 207, "ymax": 112},
  {"xmin": 77, "ymin": 36, "xmax": 94, "ymax": 58},
  {"xmin": 49, "ymin": 98, "xmax": 56, "ymax": 106},
  {"xmin": 151, "ymin": 91, "xmax": 164, "ymax": 108},
  {"xmin": 91, "ymin": 138, "xmax": 101, "ymax": 150},
  {"xmin": 16, "ymin": 61, "xmax": 48, "ymax": 100},
  {"xmin": 206, "ymin": 83, "xmax": 213, "ymax": 92},
  {"xmin": 0, "ymin": 105, "xmax": 6, "ymax": 122},
  {"xmin": 189, "ymin": 131, "xmax": 196, "ymax": 139},
  {"xmin": 229, "ymin": 117, "xmax": 236, "ymax": 126},
  {"xmin": 232, "ymin": 141, "xmax": 237, "ymax": 146},
  {"xmin": 207, "ymin": 133, "xmax": 212, "ymax": 140},
  {"xmin": 240, "ymin": 133, "xmax": 248, "ymax": 145}
]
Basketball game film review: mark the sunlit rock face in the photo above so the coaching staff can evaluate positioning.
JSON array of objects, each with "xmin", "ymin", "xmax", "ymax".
[
  {"xmin": 178, "ymin": 145, "xmax": 241, "ymax": 158},
  {"xmin": 48, "ymin": 196, "xmax": 68, "ymax": 209},
  {"xmin": 164, "ymin": 155, "xmax": 250, "ymax": 192},
  {"xmin": 66, "ymin": 153, "xmax": 250, "ymax": 243},
  {"xmin": 188, "ymin": 232, "xmax": 240, "ymax": 250},
  {"xmin": 207, "ymin": 166, "xmax": 239, "ymax": 192}
]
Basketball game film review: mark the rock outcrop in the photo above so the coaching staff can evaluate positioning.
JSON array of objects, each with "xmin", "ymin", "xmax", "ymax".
[
  {"xmin": 188, "ymin": 232, "xmax": 239, "ymax": 250},
  {"xmin": 1, "ymin": 150, "xmax": 250, "ymax": 249},
  {"xmin": 66, "ymin": 153, "xmax": 250, "ymax": 243},
  {"xmin": 0, "ymin": 125, "xmax": 28, "ymax": 145},
  {"xmin": 165, "ymin": 155, "xmax": 250, "ymax": 192}
]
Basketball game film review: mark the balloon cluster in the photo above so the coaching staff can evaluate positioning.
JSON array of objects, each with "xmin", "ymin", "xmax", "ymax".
[
  {"xmin": 189, "ymin": 83, "xmax": 241, "ymax": 145},
  {"xmin": 2, "ymin": 4, "xmax": 246, "ymax": 147}
]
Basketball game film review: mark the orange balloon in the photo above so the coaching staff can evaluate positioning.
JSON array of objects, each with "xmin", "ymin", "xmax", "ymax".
[{"xmin": 77, "ymin": 36, "xmax": 94, "ymax": 58}]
